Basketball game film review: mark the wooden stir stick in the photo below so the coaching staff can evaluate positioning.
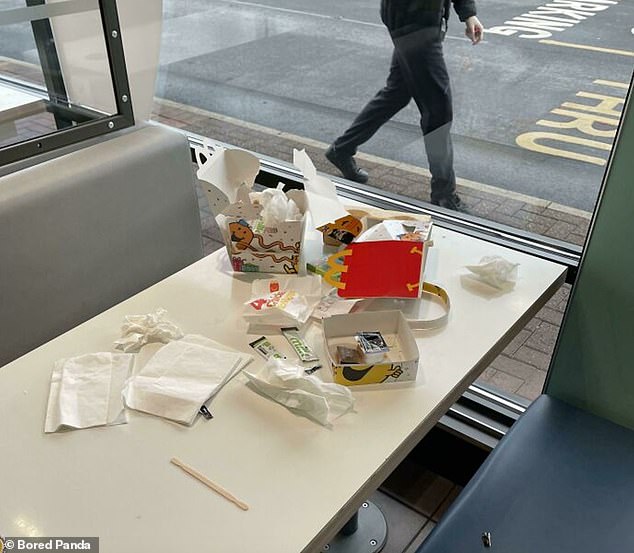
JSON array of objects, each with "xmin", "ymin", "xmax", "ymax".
[{"xmin": 170, "ymin": 457, "xmax": 249, "ymax": 511}]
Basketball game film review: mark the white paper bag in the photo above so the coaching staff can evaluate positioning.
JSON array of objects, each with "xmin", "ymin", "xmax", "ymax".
[{"xmin": 122, "ymin": 335, "xmax": 252, "ymax": 425}]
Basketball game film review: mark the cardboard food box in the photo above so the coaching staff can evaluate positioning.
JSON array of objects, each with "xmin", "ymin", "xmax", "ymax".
[
  {"xmin": 218, "ymin": 189, "xmax": 307, "ymax": 274},
  {"xmin": 321, "ymin": 219, "xmax": 434, "ymax": 299},
  {"xmin": 323, "ymin": 310, "xmax": 420, "ymax": 386},
  {"xmin": 195, "ymin": 142, "xmax": 307, "ymax": 274}
]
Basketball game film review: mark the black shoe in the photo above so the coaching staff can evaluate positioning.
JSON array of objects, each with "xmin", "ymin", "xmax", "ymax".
[
  {"xmin": 325, "ymin": 145, "xmax": 369, "ymax": 184},
  {"xmin": 432, "ymin": 194, "xmax": 468, "ymax": 213}
]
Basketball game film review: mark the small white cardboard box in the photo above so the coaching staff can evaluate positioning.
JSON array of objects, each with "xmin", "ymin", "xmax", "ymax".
[{"xmin": 322, "ymin": 310, "xmax": 420, "ymax": 386}]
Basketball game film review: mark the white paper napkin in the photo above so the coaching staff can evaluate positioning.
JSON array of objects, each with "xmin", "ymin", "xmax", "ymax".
[
  {"xmin": 122, "ymin": 334, "xmax": 252, "ymax": 425},
  {"xmin": 114, "ymin": 308, "xmax": 183, "ymax": 353},
  {"xmin": 465, "ymin": 255, "xmax": 519, "ymax": 290},
  {"xmin": 45, "ymin": 353, "xmax": 134, "ymax": 433}
]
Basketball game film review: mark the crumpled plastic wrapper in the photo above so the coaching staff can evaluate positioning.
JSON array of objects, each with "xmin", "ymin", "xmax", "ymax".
[
  {"xmin": 251, "ymin": 185, "xmax": 302, "ymax": 227},
  {"xmin": 465, "ymin": 256, "xmax": 519, "ymax": 290},
  {"xmin": 114, "ymin": 308, "xmax": 183, "ymax": 353},
  {"xmin": 244, "ymin": 358, "xmax": 355, "ymax": 427}
]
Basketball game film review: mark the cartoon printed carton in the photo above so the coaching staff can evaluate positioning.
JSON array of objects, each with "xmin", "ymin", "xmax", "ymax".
[
  {"xmin": 218, "ymin": 191, "xmax": 307, "ymax": 274},
  {"xmin": 195, "ymin": 141, "xmax": 307, "ymax": 274}
]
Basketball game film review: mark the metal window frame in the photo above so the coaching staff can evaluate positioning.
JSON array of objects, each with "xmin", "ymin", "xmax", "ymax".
[{"xmin": 0, "ymin": 0, "xmax": 134, "ymax": 167}]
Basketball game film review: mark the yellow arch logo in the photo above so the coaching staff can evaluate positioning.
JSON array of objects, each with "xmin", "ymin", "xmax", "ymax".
[{"xmin": 322, "ymin": 249, "xmax": 352, "ymax": 290}]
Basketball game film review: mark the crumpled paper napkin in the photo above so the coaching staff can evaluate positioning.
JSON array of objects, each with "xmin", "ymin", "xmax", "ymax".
[
  {"xmin": 122, "ymin": 334, "xmax": 252, "ymax": 425},
  {"xmin": 244, "ymin": 358, "xmax": 355, "ymax": 427},
  {"xmin": 45, "ymin": 352, "xmax": 134, "ymax": 433},
  {"xmin": 114, "ymin": 308, "xmax": 183, "ymax": 353},
  {"xmin": 252, "ymin": 185, "xmax": 302, "ymax": 227},
  {"xmin": 465, "ymin": 255, "xmax": 519, "ymax": 290}
]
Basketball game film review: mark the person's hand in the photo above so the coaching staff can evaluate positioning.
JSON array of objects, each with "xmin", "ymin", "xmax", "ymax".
[{"xmin": 465, "ymin": 16, "xmax": 483, "ymax": 45}]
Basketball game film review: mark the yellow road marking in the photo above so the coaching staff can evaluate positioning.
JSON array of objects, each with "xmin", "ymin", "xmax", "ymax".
[
  {"xmin": 516, "ymin": 131, "xmax": 610, "ymax": 166},
  {"xmin": 594, "ymin": 80, "xmax": 630, "ymax": 90},
  {"xmin": 539, "ymin": 39, "xmax": 634, "ymax": 57}
]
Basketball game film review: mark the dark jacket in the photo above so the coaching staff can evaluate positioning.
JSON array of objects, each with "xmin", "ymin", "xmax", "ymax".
[{"xmin": 381, "ymin": 0, "xmax": 476, "ymax": 37}]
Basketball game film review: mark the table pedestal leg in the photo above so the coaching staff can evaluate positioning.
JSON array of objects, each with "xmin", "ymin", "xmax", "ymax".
[{"xmin": 321, "ymin": 501, "xmax": 387, "ymax": 553}]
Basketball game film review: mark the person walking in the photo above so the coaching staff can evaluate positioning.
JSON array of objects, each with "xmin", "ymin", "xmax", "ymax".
[{"xmin": 325, "ymin": 0, "xmax": 483, "ymax": 211}]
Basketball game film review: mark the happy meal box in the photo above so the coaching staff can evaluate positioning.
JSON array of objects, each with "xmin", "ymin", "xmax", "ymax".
[
  {"xmin": 218, "ymin": 189, "xmax": 306, "ymax": 274},
  {"xmin": 322, "ymin": 219, "xmax": 434, "ymax": 298},
  {"xmin": 196, "ymin": 141, "xmax": 306, "ymax": 274}
]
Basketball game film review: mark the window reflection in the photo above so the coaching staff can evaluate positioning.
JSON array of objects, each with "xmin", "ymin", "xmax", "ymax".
[
  {"xmin": 151, "ymin": 0, "xmax": 632, "ymax": 403},
  {"xmin": 0, "ymin": 2, "xmax": 120, "ymax": 156}
]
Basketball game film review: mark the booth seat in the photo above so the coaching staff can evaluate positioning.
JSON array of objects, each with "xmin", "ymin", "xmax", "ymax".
[
  {"xmin": 417, "ymin": 394, "xmax": 634, "ymax": 553},
  {"xmin": 0, "ymin": 124, "xmax": 203, "ymax": 366}
]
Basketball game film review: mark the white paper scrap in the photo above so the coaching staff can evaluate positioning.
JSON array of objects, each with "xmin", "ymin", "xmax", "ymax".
[{"xmin": 293, "ymin": 149, "xmax": 348, "ymax": 228}]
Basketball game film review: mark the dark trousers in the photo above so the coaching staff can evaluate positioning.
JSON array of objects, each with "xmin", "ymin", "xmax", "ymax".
[{"xmin": 332, "ymin": 28, "xmax": 455, "ymax": 201}]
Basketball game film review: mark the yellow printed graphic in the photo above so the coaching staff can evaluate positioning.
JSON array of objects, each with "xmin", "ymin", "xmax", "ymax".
[
  {"xmin": 406, "ymin": 282, "xmax": 420, "ymax": 292},
  {"xmin": 323, "ymin": 249, "xmax": 352, "ymax": 290},
  {"xmin": 334, "ymin": 363, "xmax": 403, "ymax": 386},
  {"xmin": 410, "ymin": 246, "xmax": 423, "ymax": 256},
  {"xmin": 423, "ymin": 282, "xmax": 448, "ymax": 302}
]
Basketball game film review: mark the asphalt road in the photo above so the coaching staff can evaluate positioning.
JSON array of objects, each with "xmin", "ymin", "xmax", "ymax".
[
  {"xmin": 155, "ymin": 0, "xmax": 632, "ymax": 211},
  {"xmin": 1, "ymin": 0, "xmax": 632, "ymax": 211}
]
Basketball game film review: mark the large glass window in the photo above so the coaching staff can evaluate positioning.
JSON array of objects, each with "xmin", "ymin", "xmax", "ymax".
[
  {"xmin": 150, "ymin": 0, "xmax": 629, "ymax": 404},
  {"xmin": 1, "ymin": 0, "xmax": 628, "ymax": 402}
]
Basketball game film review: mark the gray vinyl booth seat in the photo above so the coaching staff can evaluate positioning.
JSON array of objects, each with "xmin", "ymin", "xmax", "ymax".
[
  {"xmin": 0, "ymin": 124, "xmax": 203, "ymax": 366},
  {"xmin": 416, "ymin": 393, "xmax": 634, "ymax": 553}
]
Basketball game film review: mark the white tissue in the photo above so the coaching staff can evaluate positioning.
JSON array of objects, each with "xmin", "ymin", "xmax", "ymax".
[
  {"xmin": 114, "ymin": 308, "xmax": 183, "ymax": 353},
  {"xmin": 465, "ymin": 256, "xmax": 519, "ymax": 290},
  {"xmin": 251, "ymin": 185, "xmax": 302, "ymax": 226},
  {"xmin": 122, "ymin": 334, "xmax": 252, "ymax": 426},
  {"xmin": 45, "ymin": 353, "xmax": 134, "ymax": 433},
  {"xmin": 244, "ymin": 358, "xmax": 355, "ymax": 426}
]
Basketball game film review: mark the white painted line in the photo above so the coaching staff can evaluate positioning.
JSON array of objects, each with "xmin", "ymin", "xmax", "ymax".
[{"xmin": 226, "ymin": 0, "xmax": 383, "ymax": 27}]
